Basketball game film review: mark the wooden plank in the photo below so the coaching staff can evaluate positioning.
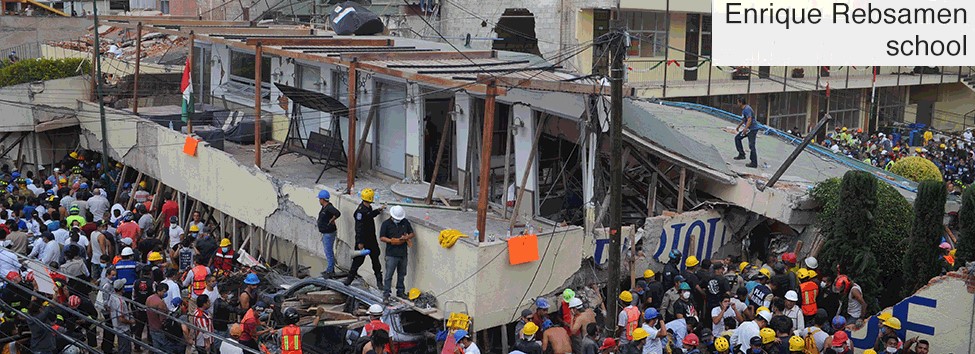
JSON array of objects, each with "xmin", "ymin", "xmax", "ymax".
[
  {"xmin": 105, "ymin": 17, "xmax": 249, "ymax": 26},
  {"xmin": 245, "ymin": 38, "xmax": 393, "ymax": 47},
  {"xmin": 180, "ymin": 27, "xmax": 313, "ymax": 35},
  {"xmin": 677, "ymin": 167, "xmax": 686, "ymax": 212},
  {"xmin": 340, "ymin": 50, "xmax": 496, "ymax": 62},
  {"xmin": 126, "ymin": 171, "xmax": 144, "ymax": 211},
  {"xmin": 482, "ymin": 74, "xmax": 625, "ymax": 96},
  {"xmin": 306, "ymin": 305, "xmax": 356, "ymax": 320}
]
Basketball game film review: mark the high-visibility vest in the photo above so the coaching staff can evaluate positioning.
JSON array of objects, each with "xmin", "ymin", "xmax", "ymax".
[
  {"xmin": 281, "ymin": 324, "xmax": 302, "ymax": 354},
  {"xmin": 364, "ymin": 319, "xmax": 390, "ymax": 336},
  {"xmin": 944, "ymin": 255, "xmax": 955, "ymax": 267},
  {"xmin": 623, "ymin": 306, "xmax": 640, "ymax": 340},
  {"xmin": 191, "ymin": 265, "xmax": 207, "ymax": 296},
  {"xmin": 214, "ymin": 249, "xmax": 235, "ymax": 273},
  {"xmin": 799, "ymin": 281, "xmax": 819, "ymax": 316}
]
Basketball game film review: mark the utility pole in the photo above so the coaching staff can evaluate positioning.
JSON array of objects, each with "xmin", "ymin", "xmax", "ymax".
[
  {"xmin": 92, "ymin": 0, "xmax": 110, "ymax": 174},
  {"xmin": 605, "ymin": 11, "xmax": 626, "ymax": 335}
]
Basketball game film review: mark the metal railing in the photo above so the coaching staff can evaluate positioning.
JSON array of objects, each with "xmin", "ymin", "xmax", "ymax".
[{"xmin": 0, "ymin": 42, "xmax": 41, "ymax": 62}]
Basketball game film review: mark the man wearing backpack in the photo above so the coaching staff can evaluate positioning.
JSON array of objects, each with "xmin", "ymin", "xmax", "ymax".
[
  {"xmin": 795, "ymin": 309, "xmax": 830, "ymax": 354},
  {"xmin": 131, "ymin": 267, "xmax": 155, "ymax": 352}
]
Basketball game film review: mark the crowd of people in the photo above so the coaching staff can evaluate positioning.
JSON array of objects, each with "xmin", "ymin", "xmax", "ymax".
[
  {"xmin": 0, "ymin": 151, "xmax": 319, "ymax": 354},
  {"xmin": 504, "ymin": 250, "xmax": 932, "ymax": 354},
  {"xmin": 817, "ymin": 126, "xmax": 975, "ymax": 190}
]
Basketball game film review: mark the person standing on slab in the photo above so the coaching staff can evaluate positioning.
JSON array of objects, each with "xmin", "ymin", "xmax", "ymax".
[
  {"xmin": 346, "ymin": 188, "xmax": 385, "ymax": 287},
  {"xmin": 734, "ymin": 97, "xmax": 760, "ymax": 168},
  {"xmin": 379, "ymin": 205, "xmax": 414, "ymax": 301}
]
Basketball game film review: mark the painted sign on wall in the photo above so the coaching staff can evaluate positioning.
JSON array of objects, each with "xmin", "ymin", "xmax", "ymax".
[
  {"xmin": 649, "ymin": 210, "xmax": 730, "ymax": 267},
  {"xmin": 849, "ymin": 274, "xmax": 974, "ymax": 353}
]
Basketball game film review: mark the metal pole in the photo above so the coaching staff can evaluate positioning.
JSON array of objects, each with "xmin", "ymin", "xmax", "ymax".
[
  {"xmin": 476, "ymin": 79, "xmax": 497, "ymax": 242},
  {"xmin": 606, "ymin": 19, "xmax": 625, "ymax": 336},
  {"xmin": 706, "ymin": 62, "xmax": 712, "ymax": 96},
  {"xmin": 254, "ymin": 42, "xmax": 263, "ymax": 168},
  {"xmin": 783, "ymin": 66, "xmax": 788, "ymax": 92},
  {"xmin": 760, "ymin": 113, "xmax": 832, "ymax": 191},
  {"xmin": 347, "ymin": 59, "xmax": 358, "ymax": 193},
  {"xmin": 92, "ymin": 0, "xmax": 110, "ymax": 173},
  {"xmin": 187, "ymin": 31, "xmax": 195, "ymax": 134},
  {"xmin": 132, "ymin": 22, "xmax": 142, "ymax": 114},
  {"xmin": 661, "ymin": 0, "xmax": 670, "ymax": 98}
]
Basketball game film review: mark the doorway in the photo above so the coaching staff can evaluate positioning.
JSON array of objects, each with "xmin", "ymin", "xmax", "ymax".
[
  {"xmin": 536, "ymin": 113, "xmax": 584, "ymax": 226},
  {"xmin": 423, "ymin": 98, "xmax": 455, "ymax": 185},
  {"xmin": 376, "ymin": 82, "xmax": 408, "ymax": 177}
]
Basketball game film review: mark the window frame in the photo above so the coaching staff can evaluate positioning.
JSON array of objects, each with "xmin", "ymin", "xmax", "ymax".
[
  {"xmin": 622, "ymin": 10, "xmax": 667, "ymax": 58},
  {"xmin": 228, "ymin": 50, "xmax": 272, "ymax": 87}
]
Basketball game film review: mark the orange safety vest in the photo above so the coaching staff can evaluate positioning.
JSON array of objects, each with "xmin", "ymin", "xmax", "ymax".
[
  {"xmin": 799, "ymin": 281, "xmax": 819, "ymax": 316},
  {"xmin": 944, "ymin": 255, "xmax": 955, "ymax": 267},
  {"xmin": 191, "ymin": 265, "xmax": 208, "ymax": 296},
  {"xmin": 281, "ymin": 324, "xmax": 302, "ymax": 354},
  {"xmin": 623, "ymin": 306, "xmax": 640, "ymax": 340},
  {"xmin": 214, "ymin": 249, "xmax": 235, "ymax": 273}
]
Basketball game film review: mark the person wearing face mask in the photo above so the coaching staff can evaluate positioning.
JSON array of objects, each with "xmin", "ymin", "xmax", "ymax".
[
  {"xmin": 671, "ymin": 282, "xmax": 697, "ymax": 320},
  {"xmin": 378, "ymin": 205, "xmax": 414, "ymax": 301},
  {"xmin": 878, "ymin": 336, "xmax": 903, "ymax": 354},
  {"xmin": 873, "ymin": 317, "xmax": 903, "ymax": 352},
  {"xmin": 824, "ymin": 329, "xmax": 851, "ymax": 354},
  {"xmin": 213, "ymin": 238, "xmax": 236, "ymax": 276}
]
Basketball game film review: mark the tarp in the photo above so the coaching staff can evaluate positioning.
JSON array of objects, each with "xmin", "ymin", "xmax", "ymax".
[{"xmin": 330, "ymin": 1, "xmax": 385, "ymax": 35}]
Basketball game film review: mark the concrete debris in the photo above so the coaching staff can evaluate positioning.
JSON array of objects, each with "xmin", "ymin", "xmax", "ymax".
[{"xmin": 49, "ymin": 25, "xmax": 187, "ymax": 65}]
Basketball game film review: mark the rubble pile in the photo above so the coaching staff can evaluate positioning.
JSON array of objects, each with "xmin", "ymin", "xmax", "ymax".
[{"xmin": 48, "ymin": 24, "xmax": 188, "ymax": 64}]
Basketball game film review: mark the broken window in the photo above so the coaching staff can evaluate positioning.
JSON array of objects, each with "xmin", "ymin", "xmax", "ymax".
[
  {"xmin": 492, "ymin": 9, "xmax": 541, "ymax": 57},
  {"xmin": 536, "ymin": 113, "xmax": 584, "ymax": 226},
  {"xmin": 229, "ymin": 50, "xmax": 271, "ymax": 84}
]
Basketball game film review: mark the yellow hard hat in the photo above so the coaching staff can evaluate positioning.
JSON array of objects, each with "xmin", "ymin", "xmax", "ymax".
[
  {"xmin": 940, "ymin": 144, "xmax": 947, "ymax": 149},
  {"xmin": 189, "ymin": 225, "xmax": 200, "ymax": 232},
  {"xmin": 841, "ymin": 127, "xmax": 848, "ymax": 132},
  {"xmin": 69, "ymin": 151, "xmax": 79, "ymax": 159},
  {"xmin": 714, "ymin": 337, "xmax": 730, "ymax": 352},
  {"xmin": 631, "ymin": 327, "xmax": 649, "ymax": 341},
  {"xmin": 915, "ymin": 147, "xmax": 922, "ymax": 153},
  {"xmin": 797, "ymin": 268, "xmax": 809, "ymax": 280},
  {"xmin": 738, "ymin": 261, "xmax": 749, "ymax": 272},
  {"xmin": 789, "ymin": 336, "xmax": 805, "ymax": 351},
  {"xmin": 361, "ymin": 188, "xmax": 375, "ymax": 202},
  {"xmin": 760, "ymin": 327, "xmax": 776, "ymax": 344},
  {"xmin": 807, "ymin": 270, "xmax": 818, "ymax": 278},
  {"xmin": 863, "ymin": 350, "xmax": 877, "ymax": 354},
  {"xmin": 759, "ymin": 268, "xmax": 772, "ymax": 278},
  {"xmin": 893, "ymin": 146, "xmax": 900, "ymax": 151},
  {"xmin": 147, "ymin": 252, "xmax": 163, "ymax": 262},
  {"xmin": 220, "ymin": 238, "xmax": 231, "ymax": 247},
  {"xmin": 522, "ymin": 322, "xmax": 539, "ymax": 336},
  {"xmin": 408, "ymin": 288, "xmax": 421, "ymax": 300},
  {"xmin": 139, "ymin": 181, "xmax": 147, "ymax": 188},
  {"xmin": 756, "ymin": 306, "xmax": 770, "ymax": 314},
  {"xmin": 950, "ymin": 249, "xmax": 956, "ymax": 257},
  {"xmin": 883, "ymin": 317, "xmax": 902, "ymax": 330},
  {"xmin": 618, "ymin": 291, "xmax": 633, "ymax": 303},
  {"xmin": 643, "ymin": 269, "xmax": 655, "ymax": 279},
  {"xmin": 685, "ymin": 255, "xmax": 700, "ymax": 267}
]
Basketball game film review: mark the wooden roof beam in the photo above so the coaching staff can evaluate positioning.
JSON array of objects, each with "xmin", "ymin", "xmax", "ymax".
[
  {"xmin": 101, "ymin": 18, "xmax": 250, "ymax": 26},
  {"xmin": 179, "ymin": 27, "xmax": 314, "ymax": 36},
  {"xmin": 339, "ymin": 50, "xmax": 496, "ymax": 62},
  {"xmin": 244, "ymin": 38, "xmax": 393, "ymax": 47},
  {"xmin": 480, "ymin": 74, "xmax": 632, "ymax": 96}
]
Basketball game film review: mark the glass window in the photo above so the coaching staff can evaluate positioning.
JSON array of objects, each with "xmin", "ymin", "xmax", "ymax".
[
  {"xmin": 769, "ymin": 92, "xmax": 808, "ymax": 132},
  {"xmin": 821, "ymin": 90, "xmax": 863, "ymax": 130},
  {"xmin": 229, "ymin": 50, "xmax": 271, "ymax": 83},
  {"xmin": 701, "ymin": 15, "xmax": 712, "ymax": 57},
  {"xmin": 623, "ymin": 10, "xmax": 666, "ymax": 58}
]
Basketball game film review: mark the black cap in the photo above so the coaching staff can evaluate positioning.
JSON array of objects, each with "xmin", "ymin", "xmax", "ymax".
[{"xmin": 750, "ymin": 336, "xmax": 763, "ymax": 346}]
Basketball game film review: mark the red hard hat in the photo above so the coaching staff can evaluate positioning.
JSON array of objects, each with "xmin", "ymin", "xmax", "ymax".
[
  {"xmin": 5, "ymin": 271, "xmax": 19, "ymax": 281},
  {"xmin": 68, "ymin": 295, "xmax": 81, "ymax": 308},
  {"xmin": 834, "ymin": 275, "xmax": 851, "ymax": 293},
  {"xmin": 24, "ymin": 272, "xmax": 34, "ymax": 282},
  {"xmin": 782, "ymin": 252, "xmax": 798, "ymax": 265},
  {"xmin": 683, "ymin": 333, "xmax": 700, "ymax": 346}
]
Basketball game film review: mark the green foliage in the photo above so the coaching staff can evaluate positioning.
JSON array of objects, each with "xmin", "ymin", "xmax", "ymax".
[
  {"xmin": 959, "ymin": 187, "xmax": 975, "ymax": 265},
  {"xmin": 902, "ymin": 181, "xmax": 947, "ymax": 296},
  {"xmin": 0, "ymin": 58, "xmax": 90, "ymax": 87},
  {"xmin": 815, "ymin": 171, "xmax": 882, "ymax": 312},
  {"xmin": 890, "ymin": 156, "xmax": 943, "ymax": 183}
]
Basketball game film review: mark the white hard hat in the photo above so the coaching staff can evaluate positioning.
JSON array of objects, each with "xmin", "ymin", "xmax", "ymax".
[
  {"xmin": 121, "ymin": 247, "xmax": 134, "ymax": 256},
  {"xmin": 785, "ymin": 290, "xmax": 799, "ymax": 302},
  {"xmin": 390, "ymin": 205, "xmax": 406, "ymax": 221},
  {"xmin": 368, "ymin": 304, "xmax": 383, "ymax": 315},
  {"xmin": 758, "ymin": 310, "xmax": 772, "ymax": 322},
  {"xmin": 568, "ymin": 297, "xmax": 583, "ymax": 309},
  {"xmin": 804, "ymin": 257, "xmax": 818, "ymax": 270}
]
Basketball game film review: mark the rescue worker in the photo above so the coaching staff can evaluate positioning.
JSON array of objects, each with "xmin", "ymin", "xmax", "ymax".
[
  {"xmin": 662, "ymin": 250, "xmax": 682, "ymax": 292},
  {"xmin": 619, "ymin": 327, "xmax": 648, "ymax": 354},
  {"xmin": 66, "ymin": 205, "xmax": 85, "ymax": 228},
  {"xmin": 182, "ymin": 255, "xmax": 210, "ymax": 301},
  {"xmin": 748, "ymin": 269, "xmax": 773, "ymax": 308},
  {"xmin": 317, "ymin": 189, "xmax": 341, "ymax": 277},
  {"xmin": 239, "ymin": 273, "xmax": 260, "ymax": 311},
  {"xmin": 345, "ymin": 188, "xmax": 385, "ymax": 287},
  {"xmin": 362, "ymin": 304, "xmax": 389, "ymax": 336},
  {"xmin": 873, "ymin": 317, "xmax": 903, "ymax": 352},
  {"xmin": 379, "ymin": 205, "xmax": 414, "ymax": 300},
  {"xmin": 615, "ymin": 291, "xmax": 640, "ymax": 344},
  {"xmin": 280, "ymin": 307, "xmax": 302, "ymax": 354},
  {"xmin": 516, "ymin": 322, "xmax": 543, "ymax": 354},
  {"xmin": 798, "ymin": 268, "xmax": 820, "ymax": 327},
  {"xmin": 788, "ymin": 336, "xmax": 805, "ymax": 354},
  {"xmin": 213, "ymin": 238, "xmax": 235, "ymax": 276},
  {"xmin": 115, "ymin": 247, "xmax": 138, "ymax": 296}
]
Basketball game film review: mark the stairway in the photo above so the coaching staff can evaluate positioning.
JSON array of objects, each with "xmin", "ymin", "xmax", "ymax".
[{"xmin": 962, "ymin": 67, "xmax": 975, "ymax": 93}]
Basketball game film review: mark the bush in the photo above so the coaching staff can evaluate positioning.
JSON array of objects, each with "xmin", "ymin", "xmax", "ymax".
[
  {"xmin": 902, "ymin": 181, "xmax": 947, "ymax": 296},
  {"xmin": 889, "ymin": 156, "xmax": 943, "ymax": 183},
  {"xmin": 0, "ymin": 57, "xmax": 90, "ymax": 87},
  {"xmin": 959, "ymin": 187, "xmax": 975, "ymax": 265},
  {"xmin": 815, "ymin": 171, "xmax": 882, "ymax": 313}
]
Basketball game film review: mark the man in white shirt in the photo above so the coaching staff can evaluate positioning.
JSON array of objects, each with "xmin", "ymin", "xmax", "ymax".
[
  {"xmin": 162, "ymin": 268, "xmax": 182, "ymax": 311},
  {"xmin": 794, "ymin": 310, "xmax": 830, "ymax": 353},
  {"xmin": 732, "ymin": 310, "xmax": 770, "ymax": 353},
  {"xmin": 168, "ymin": 216, "xmax": 184, "ymax": 250},
  {"xmin": 39, "ymin": 232, "xmax": 61, "ymax": 265},
  {"xmin": 87, "ymin": 189, "xmax": 111, "ymax": 222},
  {"xmin": 711, "ymin": 294, "xmax": 742, "ymax": 334},
  {"xmin": 0, "ymin": 240, "xmax": 22, "ymax": 277},
  {"xmin": 783, "ymin": 290, "xmax": 805, "ymax": 332},
  {"xmin": 53, "ymin": 225, "xmax": 70, "ymax": 245},
  {"xmin": 641, "ymin": 308, "xmax": 667, "ymax": 354}
]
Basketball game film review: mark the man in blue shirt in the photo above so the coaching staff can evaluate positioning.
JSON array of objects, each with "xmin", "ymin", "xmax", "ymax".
[{"xmin": 734, "ymin": 98, "xmax": 760, "ymax": 168}]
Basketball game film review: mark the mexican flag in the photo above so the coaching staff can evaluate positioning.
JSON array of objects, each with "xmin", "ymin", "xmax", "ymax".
[{"xmin": 180, "ymin": 57, "xmax": 193, "ymax": 122}]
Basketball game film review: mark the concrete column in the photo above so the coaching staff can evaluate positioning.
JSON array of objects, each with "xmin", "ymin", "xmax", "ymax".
[
  {"xmin": 405, "ymin": 83, "xmax": 423, "ymax": 180},
  {"xmin": 512, "ymin": 104, "xmax": 536, "ymax": 218},
  {"xmin": 454, "ymin": 92, "xmax": 472, "ymax": 198}
]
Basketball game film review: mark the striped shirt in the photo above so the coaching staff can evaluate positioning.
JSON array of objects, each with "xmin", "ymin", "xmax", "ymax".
[{"xmin": 194, "ymin": 308, "xmax": 213, "ymax": 348}]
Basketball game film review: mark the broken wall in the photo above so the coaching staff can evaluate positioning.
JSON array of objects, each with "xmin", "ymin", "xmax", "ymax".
[
  {"xmin": 75, "ymin": 100, "xmax": 586, "ymax": 331},
  {"xmin": 637, "ymin": 209, "xmax": 734, "ymax": 271}
]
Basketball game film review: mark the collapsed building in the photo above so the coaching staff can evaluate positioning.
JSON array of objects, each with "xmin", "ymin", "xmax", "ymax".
[{"xmin": 4, "ymin": 14, "xmax": 965, "ymax": 352}]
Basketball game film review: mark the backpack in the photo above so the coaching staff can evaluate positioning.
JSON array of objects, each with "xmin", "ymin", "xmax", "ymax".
[
  {"xmin": 352, "ymin": 334, "xmax": 371, "ymax": 354},
  {"xmin": 163, "ymin": 310, "xmax": 184, "ymax": 339},
  {"xmin": 804, "ymin": 328, "xmax": 821, "ymax": 354}
]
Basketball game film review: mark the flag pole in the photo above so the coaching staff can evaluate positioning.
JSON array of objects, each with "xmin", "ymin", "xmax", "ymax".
[{"xmin": 187, "ymin": 31, "xmax": 195, "ymax": 134}]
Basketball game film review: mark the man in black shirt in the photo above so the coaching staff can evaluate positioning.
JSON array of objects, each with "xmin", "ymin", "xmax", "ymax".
[
  {"xmin": 379, "ymin": 205, "xmax": 414, "ymax": 300},
  {"xmin": 345, "ymin": 188, "xmax": 385, "ymax": 287},
  {"xmin": 65, "ymin": 294, "xmax": 99, "ymax": 347},
  {"xmin": 131, "ymin": 267, "xmax": 154, "ymax": 351},
  {"xmin": 317, "ymin": 190, "xmax": 341, "ymax": 277},
  {"xmin": 26, "ymin": 300, "xmax": 57, "ymax": 354},
  {"xmin": 211, "ymin": 286, "xmax": 236, "ymax": 350}
]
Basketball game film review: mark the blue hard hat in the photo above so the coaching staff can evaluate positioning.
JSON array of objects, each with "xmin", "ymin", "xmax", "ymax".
[
  {"xmin": 171, "ymin": 297, "xmax": 182, "ymax": 307},
  {"xmin": 669, "ymin": 249, "xmax": 682, "ymax": 260},
  {"xmin": 535, "ymin": 297, "xmax": 550, "ymax": 309},
  {"xmin": 644, "ymin": 308, "xmax": 659, "ymax": 320},
  {"xmin": 10, "ymin": 172, "xmax": 19, "ymax": 179},
  {"xmin": 832, "ymin": 315, "xmax": 846, "ymax": 329},
  {"xmin": 453, "ymin": 329, "xmax": 469, "ymax": 342},
  {"xmin": 318, "ymin": 190, "xmax": 330, "ymax": 200},
  {"xmin": 679, "ymin": 282, "xmax": 691, "ymax": 290},
  {"xmin": 80, "ymin": 183, "xmax": 88, "ymax": 189},
  {"xmin": 542, "ymin": 318, "xmax": 553, "ymax": 330},
  {"xmin": 244, "ymin": 273, "xmax": 260, "ymax": 285}
]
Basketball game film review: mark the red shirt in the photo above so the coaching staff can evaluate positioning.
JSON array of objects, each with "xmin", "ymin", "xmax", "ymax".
[
  {"xmin": 160, "ymin": 201, "xmax": 179, "ymax": 228},
  {"xmin": 146, "ymin": 294, "xmax": 167, "ymax": 330},
  {"xmin": 241, "ymin": 309, "xmax": 258, "ymax": 342},
  {"xmin": 117, "ymin": 221, "xmax": 141, "ymax": 246}
]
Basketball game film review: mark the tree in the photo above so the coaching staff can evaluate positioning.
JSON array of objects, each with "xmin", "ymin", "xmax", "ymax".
[
  {"xmin": 902, "ymin": 180, "xmax": 947, "ymax": 296},
  {"xmin": 956, "ymin": 186, "xmax": 975, "ymax": 265},
  {"xmin": 889, "ymin": 156, "xmax": 943, "ymax": 183},
  {"xmin": 817, "ymin": 171, "xmax": 881, "ymax": 313}
]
